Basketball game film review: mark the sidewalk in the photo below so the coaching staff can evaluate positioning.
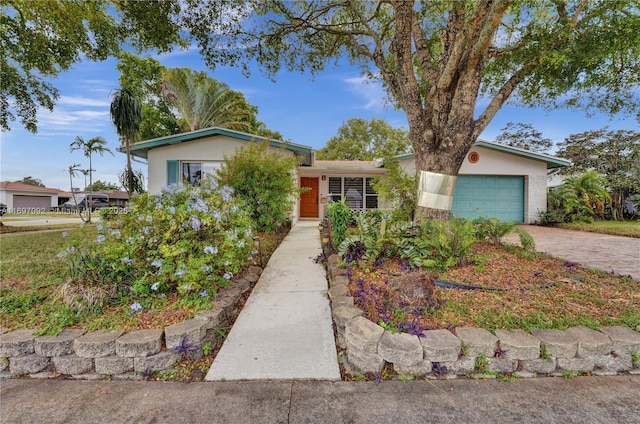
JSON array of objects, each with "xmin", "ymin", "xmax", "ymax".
[
  {"xmin": 2, "ymin": 376, "xmax": 639, "ymax": 423},
  {"xmin": 205, "ymin": 220, "xmax": 341, "ymax": 381}
]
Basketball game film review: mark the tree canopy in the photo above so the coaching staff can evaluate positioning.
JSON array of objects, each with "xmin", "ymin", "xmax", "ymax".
[
  {"xmin": 13, "ymin": 176, "xmax": 44, "ymax": 187},
  {"xmin": 557, "ymin": 128, "xmax": 640, "ymax": 220},
  {"xmin": 2, "ymin": 0, "xmax": 183, "ymax": 133},
  {"xmin": 495, "ymin": 122, "xmax": 553, "ymax": 154},
  {"xmin": 85, "ymin": 180, "xmax": 121, "ymax": 191},
  {"xmin": 316, "ymin": 118, "xmax": 412, "ymax": 161},
  {"xmin": 181, "ymin": 0, "xmax": 640, "ymax": 219}
]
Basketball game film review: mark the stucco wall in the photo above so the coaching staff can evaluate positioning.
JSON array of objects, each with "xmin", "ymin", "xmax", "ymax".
[
  {"xmin": 399, "ymin": 146, "xmax": 549, "ymax": 223},
  {"xmin": 147, "ymin": 136, "xmax": 296, "ymax": 194}
]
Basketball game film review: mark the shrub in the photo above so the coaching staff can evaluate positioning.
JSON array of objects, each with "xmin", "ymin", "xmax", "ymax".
[
  {"xmin": 217, "ymin": 141, "xmax": 303, "ymax": 233},
  {"xmin": 416, "ymin": 218, "xmax": 476, "ymax": 270},
  {"xmin": 326, "ymin": 199, "xmax": 353, "ymax": 248},
  {"xmin": 371, "ymin": 159, "xmax": 417, "ymax": 222},
  {"xmin": 60, "ymin": 179, "xmax": 254, "ymax": 302},
  {"xmin": 472, "ymin": 217, "xmax": 515, "ymax": 244}
]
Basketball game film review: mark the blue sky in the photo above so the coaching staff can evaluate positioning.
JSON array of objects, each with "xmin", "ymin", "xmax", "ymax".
[{"xmin": 1, "ymin": 46, "xmax": 637, "ymax": 190}]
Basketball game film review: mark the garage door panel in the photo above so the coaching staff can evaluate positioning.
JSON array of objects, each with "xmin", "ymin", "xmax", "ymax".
[
  {"xmin": 13, "ymin": 195, "xmax": 51, "ymax": 210},
  {"xmin": 452, "ymin": 176, "xmax": 524, "ymax": 223}
]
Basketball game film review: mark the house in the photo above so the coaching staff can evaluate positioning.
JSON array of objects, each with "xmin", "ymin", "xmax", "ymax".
[
  {"xmin": 0, "ymin": 182, "xmax": 61, "ymax": 211},
  {"xmin": 124, "ymin": 127, "xmax": 570, "ymax": 224},
  {"xmin": 57, "ymin": 190, "xmax": 130, "ymax": 208}
]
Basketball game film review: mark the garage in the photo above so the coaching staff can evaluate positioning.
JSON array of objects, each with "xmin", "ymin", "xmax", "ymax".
[
  {"xmin": 13, "ymin": 195, "xmax": 52, "ymax": 211},
  {"xmin": 452, "ymin": 175, "xmax": 525, "ymax": 222}
]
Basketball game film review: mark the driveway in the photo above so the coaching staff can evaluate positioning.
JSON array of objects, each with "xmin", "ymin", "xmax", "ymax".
[{"xmin": 506, "ymin": 225, "xmax": 640, "ymax": 280}]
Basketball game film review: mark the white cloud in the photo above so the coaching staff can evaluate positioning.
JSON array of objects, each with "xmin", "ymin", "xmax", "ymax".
[
  {"xmin": 58, "ymin": 95, "xmax": 111, "ymax": 108},
  {"xmin": 343, "ymin": 75, "xmax": 390, "ymax": 111}
]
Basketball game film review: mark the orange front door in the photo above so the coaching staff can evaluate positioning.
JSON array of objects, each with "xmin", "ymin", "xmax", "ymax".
[{"xmin": 300, "ymin": 177, "xmax": 319, "ymax": 218}]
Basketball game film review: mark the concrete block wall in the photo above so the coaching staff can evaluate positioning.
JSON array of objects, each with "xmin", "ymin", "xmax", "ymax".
[
  {"xmin": 326, "ymin": 257, "xmax": 640, "ymax": 378},
  {"xmin": 0, "ymin": 271, "xmax": 260, "ymax": 379}
]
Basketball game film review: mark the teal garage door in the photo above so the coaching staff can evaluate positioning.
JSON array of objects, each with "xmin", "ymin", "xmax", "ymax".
[{"xmin": 452, "ymin": 175, "xmax": 524, "ymax": 222}]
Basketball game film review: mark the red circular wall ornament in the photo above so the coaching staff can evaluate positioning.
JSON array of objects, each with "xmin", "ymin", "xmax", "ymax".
[{"xmin": 468, "ymin": 151, "xmax": 480, "ymax": 163}]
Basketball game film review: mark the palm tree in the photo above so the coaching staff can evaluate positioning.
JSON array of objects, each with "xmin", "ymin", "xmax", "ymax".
[
  {"xmin": 70, "ymin": 136, "xmax": 113, "ymax": 223},
  {"xmin": 160, "ymin": 68, "xmax": 251, "ymax": 132},
  {"xmin": 110, "ymin": 88, "xmax": 142, "ymax": 197},
  {"xmin": 67, "ymin": 163, "xmax": 88, "ymax": 223},
  {"xmin": 563, "ymin": 171, "xmax": 612, "ymax": 219}
]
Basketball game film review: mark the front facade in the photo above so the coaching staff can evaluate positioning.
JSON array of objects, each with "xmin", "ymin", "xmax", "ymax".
[
  {"xmin": 127, "ymin": 128, "xmax": 569, "ymax": 225},
  {"xmin": 397, "ymin": 141, "xmax": 570, "ymax": 223}
]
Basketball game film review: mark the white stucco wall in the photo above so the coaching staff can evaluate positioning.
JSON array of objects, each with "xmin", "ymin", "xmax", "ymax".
[
  {"xmin": 399, "ymin": 146, "xmax": 549, "ymax": 223},
  {"xmin": 146, "ymin": 136, "xmax": 301, "ymax": 223},
  {"xmin": 147, "ymin": 136, "xmax": 296, "ymax": 193}
]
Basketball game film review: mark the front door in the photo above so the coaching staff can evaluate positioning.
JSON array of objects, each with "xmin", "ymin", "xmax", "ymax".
[{"xmin": 300, "ymin": 177, "xmax": 319, "ymax": 218}]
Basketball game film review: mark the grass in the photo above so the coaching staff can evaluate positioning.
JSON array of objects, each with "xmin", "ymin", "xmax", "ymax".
[
  {"xmin": 557, "ymin": 220, "xmax": 640, "ymax": 238},
  {"xmin": 0, "ymin": 227, "xmax": 281, "ymax": 335},
  {"xmin": 0, "ymin": 223, "xmax": 85, "ymax": 234}
]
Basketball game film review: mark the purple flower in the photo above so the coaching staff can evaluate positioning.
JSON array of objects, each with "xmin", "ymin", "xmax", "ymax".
[
  {"xmin": 199, "ymin": 290, "xmax": 208, "ymax": 297},
  {"xmin": 191, "ymin": 216, "xmax": 201, "ymax": 231},
  {"xmin": 130, "ymin": 302, "xmax": 143, "ymax": 312},
  {"xmin": 223, "ymin": 271, "xmax": 233, "ymax": 280},
  {"xmin": 151, "ymin": 260, "xmax": 162, "ymax": 268},
  {"xmin": 204, "ymin": 245, "xmax": 218, "ymax": 254},
  {"xmin": 96, "ymin": 235, "xmax": 106, "ymax": 243},
  {"xmin": 61, "ymin": 231, "xmax": 67, "ymax": 238},
  {"xmin": 151, "ymin": 282, "xmax": 160, "ymax": 291}
]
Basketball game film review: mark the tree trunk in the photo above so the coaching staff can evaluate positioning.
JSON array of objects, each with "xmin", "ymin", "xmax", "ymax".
[{"xmin": 126, "ymin": 137, "xmax": 133, "ymax": 198}]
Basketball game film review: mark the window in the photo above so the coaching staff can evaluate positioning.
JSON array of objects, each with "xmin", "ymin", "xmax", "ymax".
[
  {"xmin": 182, "ymin": 162, "xmax": 202, "ymax": 185},
  {"xmin": 180, "ymin": 161, "xmax": 222, "ymax": 185},
  {"xmin": 327, "ymin": 176, "xmax": 378, "ymax": 211}
]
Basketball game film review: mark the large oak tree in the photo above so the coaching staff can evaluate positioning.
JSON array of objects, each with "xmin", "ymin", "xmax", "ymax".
[{"xmin": 182, "ymin": 0, "xmax": 640, "ymax": 219}]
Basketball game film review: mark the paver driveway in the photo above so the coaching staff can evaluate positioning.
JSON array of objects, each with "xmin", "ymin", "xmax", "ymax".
[{"xmin": 508, "ymin": 225, "xmax": 640, "ymax": 280}]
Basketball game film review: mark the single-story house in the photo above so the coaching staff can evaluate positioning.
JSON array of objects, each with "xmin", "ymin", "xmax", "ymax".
[
  {"xmin": 0, "ymin": 182, "xmax": 61, "ymax": 211},
  {"xmin": 123, "ymin": 127, "xmax": 570, "ymax": 224},
  {"xmin": 57, "ymin": 190, "xmax": 130, "ymax": 208}
]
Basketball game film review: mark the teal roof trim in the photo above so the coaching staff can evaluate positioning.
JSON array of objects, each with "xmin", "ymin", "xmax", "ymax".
[
  {"xmin": 117, "ymin": 127, "xmax": 313, "ymax": 159},
  {"xmin": 393, "ymin": 140, "xmax": 571, "ymax": 169}
]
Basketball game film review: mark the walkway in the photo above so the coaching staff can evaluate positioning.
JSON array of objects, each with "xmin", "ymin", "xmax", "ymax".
[
  {"xmin": 205, "ymin": 220, "xmax": 341, "ymax": 381},
  {"xmin": 506, "ymin": 225, "xmax": 640, "ymax": 279}
]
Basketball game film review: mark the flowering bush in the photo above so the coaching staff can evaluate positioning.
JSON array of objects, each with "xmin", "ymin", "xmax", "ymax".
[
  {"xmin": 60, "ymin": 178, "xmax": 254, "ymax": 302},
  {"xmin": 217, "ymin": 141, "xmax": 303, "ymax": 233}
]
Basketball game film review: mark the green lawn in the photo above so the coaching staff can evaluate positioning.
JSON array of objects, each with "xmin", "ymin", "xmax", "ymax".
[{"xmin": 557, "ymin": 220, "xmax": 640, "ymax": 238}]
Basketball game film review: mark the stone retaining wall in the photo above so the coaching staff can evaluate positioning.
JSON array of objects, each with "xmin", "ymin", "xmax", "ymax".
[
  {"xmin": 0, "ymin": 267, "xmax": 262, "ymax": 380},
  {"xmin": 325, "ymin": 254, "xmax": 640, "ymax": 379}
]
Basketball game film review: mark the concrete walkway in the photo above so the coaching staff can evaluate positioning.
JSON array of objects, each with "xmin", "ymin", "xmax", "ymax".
[
  {"xmin": 506, "ymin": 225, "xmax": 640, "ymax": 279},
  {"xmin": 205, "ymin": 220, "xmax": 341, "ymax": 381}
]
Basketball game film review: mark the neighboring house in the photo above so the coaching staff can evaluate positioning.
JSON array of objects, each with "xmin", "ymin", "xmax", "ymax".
[
  {"xmin": 57, "ymin": 190, "xmax": 130, "ymax": 208},
  {"xmin": 0, "ymin": 182, "xmax": 61, "ymax": 211},
  {"xmin": 124, "ymin": 127, "xmax": 570, "ymax": 225}
]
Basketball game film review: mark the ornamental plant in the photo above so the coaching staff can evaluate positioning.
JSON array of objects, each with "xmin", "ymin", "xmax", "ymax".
[
  {"xmin": 217, "ymin": 141, "xmax": 303, "ymax": 233},
  {"xmin": 60, "ymin": 178, "xmax": 254, "ymax": 303}
]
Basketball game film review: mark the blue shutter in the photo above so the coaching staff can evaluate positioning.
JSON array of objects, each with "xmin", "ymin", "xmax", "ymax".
[{"xmin": 166, "ymin": 160, "xmax": 179, "ymax": 185}]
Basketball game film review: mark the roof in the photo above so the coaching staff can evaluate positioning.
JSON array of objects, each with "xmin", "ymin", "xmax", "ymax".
[
  {"xmin": 119, "ymin": 127, "xmax": 313, "ymax": 160},
  {"xmin": 395, "ymin": 139, "xmax": 571, "ymax": 169},
  {"xmin": 312, "ymin": 160, "xmax": 384, "ymax": 170},
  {"xmin": 0, "ymin": 182, "xmax": 62, "ymax": 194}
]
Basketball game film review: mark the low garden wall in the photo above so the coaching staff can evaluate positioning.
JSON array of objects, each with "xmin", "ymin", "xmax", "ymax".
[
  {"xmin": 0, "ymin": 267, "xmax": 262, "ymax": 380},
  {"xmin": 325, "ymin": 254, "xmax": 640, "ymax": 379}
]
